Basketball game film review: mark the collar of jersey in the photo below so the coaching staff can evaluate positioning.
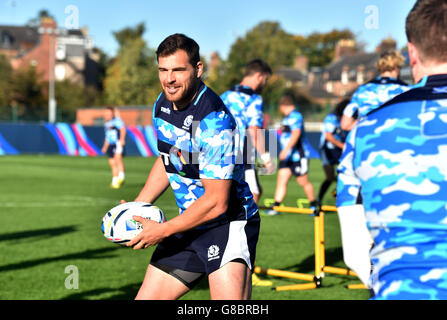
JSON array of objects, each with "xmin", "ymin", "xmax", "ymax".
[
  {"xmin": 232, "ymin": 85, "xmax": 256, "ymax": 95},
  {"xmin": 416, "ymin": 74, "xmax": 447, "ymax": 88}
]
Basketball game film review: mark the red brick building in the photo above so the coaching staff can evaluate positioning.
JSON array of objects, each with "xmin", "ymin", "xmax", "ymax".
[{"xmin": 0, "ymin": 17, "xmax": 99, "ymax": 87}]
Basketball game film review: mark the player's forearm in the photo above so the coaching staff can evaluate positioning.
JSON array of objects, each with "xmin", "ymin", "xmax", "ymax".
[
  {"xmin": 325, "ymin": 132, "xmax": 345, "ymax": 149},
  {"xmin": 120, "ymin": 128, "xmax": 126, "ymax": 145},
  {"xmin": 135, "ymin": 157, "xmax": 170, "ymax": 203},
  {"xmin": 162, "ymin": 192, "xmax": 228, "ymax": 237},
  {"xmin": 283, "ymin": 130, "xmax": 301, "ymax": 153},
  {"xmin": 248, "ymin": 126, "xmax": 267, "ymax": 155}
]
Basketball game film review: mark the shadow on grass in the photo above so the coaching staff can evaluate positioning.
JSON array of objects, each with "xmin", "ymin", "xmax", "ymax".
[
  {"xmin": 260, "ymin": 247, "xmax": 346, "ymax": 275},
  {"xmin": 0, "ymin": 247, "xmax": 119, "ymax": 272},
  {"xmin": 62, "ymin": 271, "xmax": 211, "ymax": 300},
  {"xmin": 0, "ymin": 226, "xmax": 77, "ymax": 243}
]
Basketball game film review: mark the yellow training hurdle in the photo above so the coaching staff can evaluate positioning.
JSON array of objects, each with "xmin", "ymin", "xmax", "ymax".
[{"xmin": 256, "ymin": 204, "xmax": 368, "ymax": 291}]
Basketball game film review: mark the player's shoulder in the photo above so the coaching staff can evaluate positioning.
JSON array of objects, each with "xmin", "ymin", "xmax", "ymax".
[
  {"xmin": 324, "ymin": 113, "xmax": 337, "ymax": 122},
  {"xmin": 367, "ymin": 76, "xmax": 447, "ymax": 117},
  {"xmin": 290, "ymin": 109, "xmax": 303, "ymax": 119}
]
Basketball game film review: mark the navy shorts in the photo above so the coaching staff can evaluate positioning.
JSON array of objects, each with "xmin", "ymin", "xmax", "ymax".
[
  {"xmin": 106, "ymin": 143, "xmax": 124, "ymax": 158},
  {"xmin": 321, "ymin": 146, "xmax": 342, "ymax": 166},
  {"xmin": 150, "ymin": 213, "xmax": 260, "ymax": 277},
  {"xmin": 279, "ymin": 158, "xmax": 309, "ymax": 177}
]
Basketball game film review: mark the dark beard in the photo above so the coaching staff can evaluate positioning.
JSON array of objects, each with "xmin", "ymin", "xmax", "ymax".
[{"xmin": 167, "ymin": 77, "xmax": 201, "ymax": 110}]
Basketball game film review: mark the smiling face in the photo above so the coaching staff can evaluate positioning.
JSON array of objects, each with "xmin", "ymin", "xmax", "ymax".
[{"xmin": 158, "ymin": 49, "xmax": 203, "ymax": 110}]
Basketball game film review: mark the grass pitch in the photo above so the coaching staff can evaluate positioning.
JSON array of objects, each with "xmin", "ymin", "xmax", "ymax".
[{"xmin": 0, "ymin": 155, "xmax": 370, "ymax": 300}]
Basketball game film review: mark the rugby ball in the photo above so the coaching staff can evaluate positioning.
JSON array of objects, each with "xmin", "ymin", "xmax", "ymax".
[{"xmin": 101, "ymin": 202, "xmax": 166, "ymax": 245}]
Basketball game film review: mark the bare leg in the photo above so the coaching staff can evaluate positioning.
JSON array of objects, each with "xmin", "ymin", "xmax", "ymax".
[
  {"xmin": 296, "ymin": 174, "xmax": 315, "ymax": 202},
  {"xmin": 108, "ymin": 158, "xmax": 118, "ymax": 178},
  {"xmin": 209, "ymin": 262, "xmax": 252, "ymax": 300},
  {"xmin": 135, "ymin": 264, "xmax": 190, "ymax": 300},
  {"xmin": 274, "ymin": 168, "xmax": 292, "ymax": 203}
]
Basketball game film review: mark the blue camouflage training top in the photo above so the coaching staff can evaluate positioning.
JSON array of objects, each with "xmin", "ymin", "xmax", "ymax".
[
  {"xmin": 319, "ymin": 113, "xmax": 348, "ymax": 150},
  {"xmin": 105, "ymin": 117, "xmax": 125, "ymax": 144},
  {"xmin": 343, "ymin": 76, "xmax": 410, "ymax": 120},
  {"xmin": 279, "ymin": 110, "xmax": 310, "ymax": 162},
  {"xmin": 337, "ymin": 74, "xmax": 447, "ymax": 300},
  {"xmin": 153, "ymin": 82, "xmax": 258, "ymax": 228},
  {"xmin": 220, "ymin": 85, "xmax": 264, "ymax": 167}
]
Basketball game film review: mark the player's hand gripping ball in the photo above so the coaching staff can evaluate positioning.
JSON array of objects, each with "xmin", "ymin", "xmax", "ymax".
[{"xmin": 101, "ymin": 202, "xmax": 166, "ymax": 246}]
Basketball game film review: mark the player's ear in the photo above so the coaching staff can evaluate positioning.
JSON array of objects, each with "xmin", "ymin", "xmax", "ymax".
[
  {"xmin": 407, "ymin": 42, "xmax": 419, "ymax": 68},
  {"xmin": 195, "ymin": 61, "xmax": 204, "ymax": 78}
]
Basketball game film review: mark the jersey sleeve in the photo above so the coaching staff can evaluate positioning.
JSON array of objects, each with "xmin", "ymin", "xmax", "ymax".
[
  {"xmin": 115, "ymin": 118, "xmax": 125, "ymax": 129},
  {"xmin": 196, "ymin": 111, "xmax": 236, "ymax": 180},
  {"xmin": 289, "ymin": 111, "xmax": 303, "ymax": 131},
  {"xmin": 344, "ymin": 90, "xmax": 361, "ymax": 118},
  {"xmin": 336, "ymin": 127, "xmax": 362, "ymax": 207},
  {"xmin": 246, "ymin": 95, "xmax": 264, "ymax": 128},
  {"xmin": 323, "ymin": 114, "xmax": 337, "ymax": 134}
]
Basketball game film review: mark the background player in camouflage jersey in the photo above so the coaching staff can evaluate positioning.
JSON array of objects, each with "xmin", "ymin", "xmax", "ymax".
[
  {"xmin": 268, "ymin": 95, "xmax": 317, "ymax": 215},
  {"xmin": 220, "ymin": 59, "xmax": 274, "ymax": 287},
  {"xmin": 337, "ymin": 0, "xmax": 447, "ymax": 299},
  {"xmin": 126, "ymin": 34, "xmax": 260, "ymax": 300},
  {"xmin": 220, "ymin": 59, "xmax": 274, "ymax": 205},
  {"xmin": 101, "ymin": 106, "xmax": 126, "ymax": 189},
  {"xmin": 341, "ymin": 50, "xmax": 410, "ymax": 132},
  {"xmin": 317, "ymin": 99, "xmax": 349, "ymax": 204}
]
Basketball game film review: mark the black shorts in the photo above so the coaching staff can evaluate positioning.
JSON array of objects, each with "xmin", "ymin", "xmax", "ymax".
[
  {"xmin": 321, "ymin": 146, "xmax": 342, "ymax": 166},
  {"xmin": 279, "ymin": 158, "xmax": 309, "ymax": 177},
  {"xmin": 106, "ymin": 143, "xmax": 124, "ymax": 158},
  {"xmin": 150, "ymin": 213, "xmax": 260, "ymax": 285}
]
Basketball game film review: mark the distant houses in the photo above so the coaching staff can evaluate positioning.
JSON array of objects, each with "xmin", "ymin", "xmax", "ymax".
[
  {"xmin": 277, "ymin": 38, "xmax": 412, "ymax": 107},
  {"xmin": 0, "ymin": 17, "xmax": 100, "ymax": 88}
]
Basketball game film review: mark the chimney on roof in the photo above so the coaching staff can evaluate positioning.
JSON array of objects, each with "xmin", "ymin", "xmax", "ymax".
[
  {"xmin": 40, "ymin": 17, "xmax": 56, "ymax": 29},
  {"xmin": 209, "ymin": 51, "xmax": 221, "ymax": 72},
  {"xmin": 294, "ymin": 55, "xmax": 308, "ymax": 74},
  {"xmin": 334, "ymin": 39, "xmax": 357, "ymax": 61},
  {"xmin": 375, "ymin": 38, "xmax": 397, "ymax": 53}
]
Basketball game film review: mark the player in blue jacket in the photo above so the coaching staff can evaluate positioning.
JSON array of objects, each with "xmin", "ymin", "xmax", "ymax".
[
  {"xmin": 341, "ymin": 50, "xmax": 410, "ymax": 131},
  {"xmin": 125, "ymin": 34, "xmax": 259, "ymax": 300},
  {"xmin": 337, "ymin": 0, "xmax": 447, "ymax": 299},
  {"xmin": 268, "ymin": 95, "xmax": 317, "ymax": 215},
  {"xmin": 102, "ymin": 107, "xmax": 126, "ymax": 189},
  {"xmin": 220, "ymin": 59, "xmax": 274, "ymax": 287},
  {"xmin": 317, "ymin": 99, "xmax": 349, "ymax": 204}
]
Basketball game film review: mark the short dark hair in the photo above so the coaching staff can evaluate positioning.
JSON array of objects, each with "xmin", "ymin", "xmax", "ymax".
[
  {"xmin": 156, "ymin": 33, "xmax": 201, "ymax": 66},
  {"xmin": 244, "ymin": 59, "xmax": 272, "ymax": 77},
  {"xmin": 406, "ymin": 0, "xmax": 447, "ymax": 63},
  {"xmin": 334, "ymin": 99, "xmax": 350, "ymax": 118},
  {"xmin": 278, "ymin": 95, "xmax": 295, "ymax": 107}
]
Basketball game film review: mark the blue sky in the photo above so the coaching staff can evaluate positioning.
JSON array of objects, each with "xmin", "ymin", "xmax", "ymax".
[{"xmin": 0, "ymin": 0, "xmax": 416, "ymax": 59}]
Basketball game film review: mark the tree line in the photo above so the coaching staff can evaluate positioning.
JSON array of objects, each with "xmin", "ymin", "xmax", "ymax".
[{"xmin": 0, "ymin": 19, "xmax": 358, "ymax": 123}]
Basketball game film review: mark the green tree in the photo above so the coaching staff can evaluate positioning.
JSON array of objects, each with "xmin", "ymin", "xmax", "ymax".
[
  {"xmin": 27, "ymin": 9, "xmax": 55, "ymax": 27},
  {"xmin": 222, "ymin": 21, "xmax": 296, "ymax": 89},
  {"xmin": 0, "ymin": 54, "xmax": 13, "ymax": 120},
  {"xmin": 55, "ymin": 80, "xmax": 101, "ymax": 122},
  {"xmin": 0, "ymin": 55, "xmax": 13, "ymax": 106},
  {"xmin": 104, "ymin": 23, "xmax": 160, "ymax": 106},
  {"xmin": 299, "ymin": 29, "xmax": 357, "ymax": 67},
  {"xmin": 11, "ymin": 65, "xmax": 47, "ymax": 121}
]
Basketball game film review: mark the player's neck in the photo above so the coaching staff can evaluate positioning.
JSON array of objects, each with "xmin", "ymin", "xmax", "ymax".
[
  {"xmin": 239, "ymin": 78, "xmax": 257, "ymax": 92},
  {"xmin": 413, "ymin": 62, "xmax": 447, "ymax": 84}
]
